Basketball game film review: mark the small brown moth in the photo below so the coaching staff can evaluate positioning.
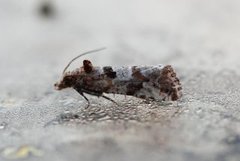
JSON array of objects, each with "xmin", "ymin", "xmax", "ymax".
[{"xmin": 55, "ymin": 48, "xmax": 182, "ymax": 107}]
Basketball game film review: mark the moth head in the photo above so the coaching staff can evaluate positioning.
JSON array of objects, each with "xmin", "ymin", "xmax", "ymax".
[
  {"xmin": 54, "ymin": 47, "xmax": 106, "ymax": 90},
  {"xmin": 54, "ymin": 73, "xmax": 77, "ymax": 90},
  {"xmin": 54, "ymin": 48, "xmax": 105, "ymax": 90}
]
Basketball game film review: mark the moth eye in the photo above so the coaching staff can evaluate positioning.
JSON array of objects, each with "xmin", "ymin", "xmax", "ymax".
[
  {"xmin": 65, "ymin": 77, "xmax": 71, "ymax": 81},
  {"xmin": 64, "ymin": 76, "xmax": 74, "ymax": 85}
]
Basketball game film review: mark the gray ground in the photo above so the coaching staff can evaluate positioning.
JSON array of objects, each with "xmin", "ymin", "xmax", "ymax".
[{"xmin": 0, "ymin": 0, "xmax": 240, "ymax": 161}]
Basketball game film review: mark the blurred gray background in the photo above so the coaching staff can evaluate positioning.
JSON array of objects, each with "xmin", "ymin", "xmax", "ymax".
[{"xmin": 0, "ymin": 0, "xmax": 240, "ymax": 161}]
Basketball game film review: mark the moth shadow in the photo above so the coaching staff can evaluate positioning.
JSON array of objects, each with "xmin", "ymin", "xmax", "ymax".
[{"xmin": 45, "ymin": 99, "xmax": 183, "ymax": 127}]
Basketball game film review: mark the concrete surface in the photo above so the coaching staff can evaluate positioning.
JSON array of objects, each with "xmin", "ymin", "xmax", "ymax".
[{"xmin": 0, "ymin": 0, "xmax": 240, "ymax": 161}]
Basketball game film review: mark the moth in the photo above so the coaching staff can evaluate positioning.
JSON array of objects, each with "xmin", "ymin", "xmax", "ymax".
[{"xmin": 54, "ymin": 48, "xmax": 182, "ymax": 107}]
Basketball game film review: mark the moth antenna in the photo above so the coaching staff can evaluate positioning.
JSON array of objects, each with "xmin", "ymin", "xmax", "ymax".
[{"xmin": 62, "ymin": 47, "xmax": 106, "ymax": 74}]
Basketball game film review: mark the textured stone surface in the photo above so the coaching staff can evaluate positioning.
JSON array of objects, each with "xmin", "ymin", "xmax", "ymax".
[{"xmin": 0, "ymin": 0, "xmax": 240, "ymax": 161}]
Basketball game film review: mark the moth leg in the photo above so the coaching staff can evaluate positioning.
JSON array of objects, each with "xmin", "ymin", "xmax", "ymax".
[
  {"xmin": 77, "ymin": 88, "xmax": 118, "ymax": 105},
  {"xmin": 82, "ymin": 89, "xmax": 118, "ymax": 105},
  {"xmin": 81, "ymin": 89, "xmax": 102, "ymax": 97},
  {"xmin": 101, "ymin": 95, "xmax": 119, "ymax": 106},
  {"xmin": 79, "ymin": 92, "xmax": 90, "ymax": 108},
  {"xmin": 74, "ymin": 87, "xmax": 91, "ymax": 108}
]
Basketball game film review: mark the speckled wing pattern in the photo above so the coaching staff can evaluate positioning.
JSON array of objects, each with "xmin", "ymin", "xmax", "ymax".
[{"xmin": 64, "ymin": 60, "xmax": 182, "ymax": 101}]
